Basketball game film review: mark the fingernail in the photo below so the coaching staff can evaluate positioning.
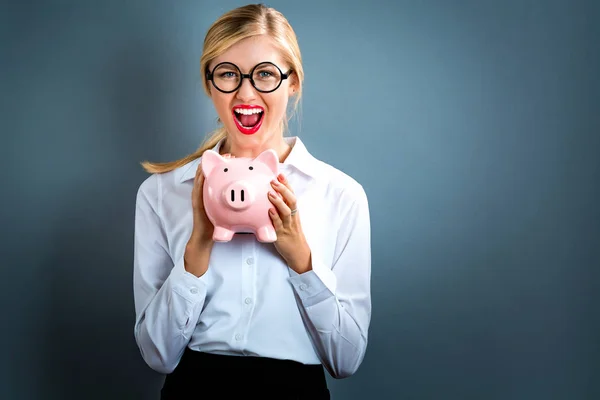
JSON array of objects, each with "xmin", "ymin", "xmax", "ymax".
[
  {"xmin": 269, "ymin": 191, "xmax": 276, "ymax": 197},
  {"xmin": 271, "ymin": 179, "xmax": 279, "ymax": 185}
]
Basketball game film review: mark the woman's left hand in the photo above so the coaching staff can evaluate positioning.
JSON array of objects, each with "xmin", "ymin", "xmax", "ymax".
[{"xmin": 268, "ymin": 173, "xmax": 312, "ymax": 274}]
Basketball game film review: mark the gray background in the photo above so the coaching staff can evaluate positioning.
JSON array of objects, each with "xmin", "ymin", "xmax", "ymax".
[{"xmin": 1, "ymin": 0, "xmax": 598, "ymax": 399}]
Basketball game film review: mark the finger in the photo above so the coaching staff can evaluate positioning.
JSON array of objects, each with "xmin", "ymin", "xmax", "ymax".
[
  {"xmin": 195, "ymin": 163, "xmax": 202, "ymax": 184},
  {"xmin": 276, "ymin": 173, "xmax": 293, "ymax": 192},
  {"xmin": 270, "ymin": 179, "xmax": 297, "ymax": 211},
  {"xmin": 194, "ymin": 162, "xmax": 205, "ymax": 206},
  {"xmin": 193, "ymin": 163, "xmax": 202, "ymax": 189},
  {"xmin": 268, "ymin": 190, "xmax": 292, "ymax": 219},
  {"xmin": 198, "ymin": 173, "xmax": 205, "ymax": 204},
  {"xmin": 269, "ymin": 207, "xmax": 283, "ymax": 231}
]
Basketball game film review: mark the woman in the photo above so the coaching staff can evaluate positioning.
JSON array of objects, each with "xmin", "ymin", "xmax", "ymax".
[{"xmin": 133, "ymin": 4, "xmax": 371, "ymax": 399}]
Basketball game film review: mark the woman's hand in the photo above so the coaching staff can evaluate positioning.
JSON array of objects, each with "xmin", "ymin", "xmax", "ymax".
[
  {"xmin": 268, "ymin": 173, "xmax": 312, "ymax": 274},
  {"xmin": 184, "ymin": 154, "xmax": 233, "ymax": 277}
]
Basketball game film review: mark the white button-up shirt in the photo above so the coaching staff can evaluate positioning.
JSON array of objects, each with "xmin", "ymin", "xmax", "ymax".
[{"xmin": 133, "ymin": 136, "xmax": 371, "ymax": 378}]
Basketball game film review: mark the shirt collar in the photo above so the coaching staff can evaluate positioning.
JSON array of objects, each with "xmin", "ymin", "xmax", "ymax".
[{"xmin": 177, "ymin": 136, "xmax": 319, "ymax": 183}]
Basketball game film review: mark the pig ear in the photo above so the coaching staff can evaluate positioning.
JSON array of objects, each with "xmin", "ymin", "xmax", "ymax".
[
  {"xmin": 201, "ymin": 150, "xmax": 225, "ymax": 176},
  {"xmin": 254, "ymin": 149, "xmax": 279, "ymax": 174}
]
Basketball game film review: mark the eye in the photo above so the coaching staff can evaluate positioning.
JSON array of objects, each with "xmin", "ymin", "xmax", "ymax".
[
  {"xmin": 249, "ymin": 166, "xmax": 253, "ymax": 170},
  {"xmin": 224, "ymin": 168, "xmax": 228, "ymax": 172},
  {"xmin": 220, "ymin": 71, "xmax": 238, "ymax": 79}
]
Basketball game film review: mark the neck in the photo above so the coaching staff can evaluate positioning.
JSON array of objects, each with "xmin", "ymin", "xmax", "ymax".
[{"xmin": 220, "ymin": 135, "xmax": 293, "ymax": 162}]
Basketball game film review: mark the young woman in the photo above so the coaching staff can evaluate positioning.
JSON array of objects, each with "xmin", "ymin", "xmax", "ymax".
[{"xmin": 133, "ymin": 4, "xmax": 371, "ymax": 398}]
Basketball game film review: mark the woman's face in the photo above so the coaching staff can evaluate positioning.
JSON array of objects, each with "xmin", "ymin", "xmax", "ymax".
[{"xmin": 207, "ymin": 35, "xmax": 297, "ymax": 155}]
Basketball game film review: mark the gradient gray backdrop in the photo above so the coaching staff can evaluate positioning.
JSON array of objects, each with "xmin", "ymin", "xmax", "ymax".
[{"xmin": 1, "ymin": 0, "xmax": 599, "ymax": 399}]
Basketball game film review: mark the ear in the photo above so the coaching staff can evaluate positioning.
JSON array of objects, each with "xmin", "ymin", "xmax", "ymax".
[
  {"xmin": 205, "ymin": 68, "xmax": 213, "ymax": 95},
  {"xmin": 201, "ymin": 150, "xmax": 225, "ymax": 176},
  {"xmin": 253, "ymin": 149, "xmax": 279, "ymax": 175},
  {"xmin": 288, "ymin": 72, "xmax": 299, "ymax": 95}
]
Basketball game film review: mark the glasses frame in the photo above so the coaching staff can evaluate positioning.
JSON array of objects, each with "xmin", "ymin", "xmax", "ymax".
[{"xmin": 206, "ymin": 61, "xmax": 293, "ymax": 94}]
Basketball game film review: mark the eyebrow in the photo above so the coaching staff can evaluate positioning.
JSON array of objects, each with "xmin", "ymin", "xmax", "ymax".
[{"xmin": 211, "ymin": 61, "xmax": 282, "ymax": 71}]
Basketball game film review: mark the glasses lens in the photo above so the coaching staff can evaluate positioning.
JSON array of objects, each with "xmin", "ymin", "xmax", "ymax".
[
  {"xmin": 212, "ymin": 63, "xmax": 241, "ymax": 92},
  {"xmin": 252, "ymin": 63, "xmax": 282, "ymax": 92}
]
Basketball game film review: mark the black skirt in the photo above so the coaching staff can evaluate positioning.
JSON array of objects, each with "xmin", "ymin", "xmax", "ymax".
[{"xmin": 161, "ymin": 346, "xmax": 331, "ymax": 399}]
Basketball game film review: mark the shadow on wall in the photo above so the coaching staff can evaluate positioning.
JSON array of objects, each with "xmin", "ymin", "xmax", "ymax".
[{"xmin": 36, "ymin": 42, "xmax": 179, "ymax": 400}]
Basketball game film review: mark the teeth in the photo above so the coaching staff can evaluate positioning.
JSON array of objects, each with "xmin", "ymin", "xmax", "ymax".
[{"xmin": 234, "ymin": 108, "xmax": 263, "ymax": 115}]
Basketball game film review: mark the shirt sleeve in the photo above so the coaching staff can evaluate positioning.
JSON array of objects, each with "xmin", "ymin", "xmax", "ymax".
[
  {"xmin": 288, "ymin": 184, "xmax": 372, "ymax": 379},
  {"xmin": 133, "ymin": 174, "xmax": 207, "ymax": 374}
]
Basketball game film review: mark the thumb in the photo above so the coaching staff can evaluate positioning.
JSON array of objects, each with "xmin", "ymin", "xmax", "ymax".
[{"xmin": 197, "ymin": 169, "xmax": 206, "ymax": 203}]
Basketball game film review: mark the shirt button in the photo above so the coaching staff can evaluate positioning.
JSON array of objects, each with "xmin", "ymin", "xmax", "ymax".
[
  {"xmin": 246, "ymin": 257, "xmax": 254, "ymax": 265},
  {"xmin": 235, "ymin": 333, "xmax": 243, "ymax": 341},
  {"xmin": 299, "ymin": 284, "xmax": 307, "ymax": 291},
  {"xmin": 245, "ymin": 297, "xmax": 252, "ymax": 305},
  {"xmin": 190, "ymin": 287, "xmax": 198, "ymax": 294}
]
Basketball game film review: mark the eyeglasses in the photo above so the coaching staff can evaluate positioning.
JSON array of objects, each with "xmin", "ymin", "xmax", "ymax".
[{"xmin": 206, "ymin": 61, "xmax": 293, "ymax": 94}]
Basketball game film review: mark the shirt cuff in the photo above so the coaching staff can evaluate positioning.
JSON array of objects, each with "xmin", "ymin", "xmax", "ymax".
[
  {"xmin": 169, "ymin": 256, "xmax": 208, "ymax": 303},
  {"xmin": 288, "ymin": 255, "xmax": 337, "ymax": 307}
]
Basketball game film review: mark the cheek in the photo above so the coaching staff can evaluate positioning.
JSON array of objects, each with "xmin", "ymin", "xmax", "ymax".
[
  {"xmin": 211, "ymin": 93, "xmax": 231, "ymax": 116},
  {"xmin": 265, "ymin": 94, "xmax": 289, "ymax": 120}
]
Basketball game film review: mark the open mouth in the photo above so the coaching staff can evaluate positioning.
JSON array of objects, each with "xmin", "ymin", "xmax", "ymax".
[{"xmin": 232, "ymin": 106, "xmax": 264, "ymax": 135}]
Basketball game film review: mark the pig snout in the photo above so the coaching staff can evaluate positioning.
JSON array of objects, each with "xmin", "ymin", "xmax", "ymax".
[{"xmin": 224, "ymin": 181, "xmax": 255, "ymax": 210}]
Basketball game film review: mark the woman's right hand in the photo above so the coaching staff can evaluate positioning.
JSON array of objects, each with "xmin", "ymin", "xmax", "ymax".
[
  {"xmin": 189, "ymin": 161, "xmax": 214, "ymax": 245},
  {"xmin": 184, "ymin": 154, "xmax": 232, "ymax": 277}
]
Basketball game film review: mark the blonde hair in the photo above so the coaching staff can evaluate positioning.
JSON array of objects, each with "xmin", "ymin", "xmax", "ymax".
[{"xmin": 141, "ymin": 4, "xmax": 304, "ymax": 174}]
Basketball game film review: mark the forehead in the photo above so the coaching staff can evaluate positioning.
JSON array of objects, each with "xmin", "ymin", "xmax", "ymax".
[{"xmin": 210, "ymin": 35, "xmax": 286, "ymax": 71}]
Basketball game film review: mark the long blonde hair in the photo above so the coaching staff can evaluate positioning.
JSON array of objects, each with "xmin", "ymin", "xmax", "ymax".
[{"xmin": 141, "ymin": 4, "xmax": 304, "ymax": 174}]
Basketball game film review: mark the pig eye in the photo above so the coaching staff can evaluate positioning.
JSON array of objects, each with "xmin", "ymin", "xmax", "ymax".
[
  {"xmin": 249, "ymin": 166, "xmax": 254, "ymax": 170},
  {"xmin": 224, "ymin": 168, "xmax": 228, "ymax": 172}
]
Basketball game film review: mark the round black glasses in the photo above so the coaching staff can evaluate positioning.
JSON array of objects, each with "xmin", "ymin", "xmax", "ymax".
[{"xmin": 206, "ymin": 62, "xmax": 293, "ymax": 94}]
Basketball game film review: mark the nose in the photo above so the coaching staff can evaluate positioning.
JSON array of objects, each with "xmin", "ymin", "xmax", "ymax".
[
  {"xmin": 235, "ymin": 77, "xmax": 257, "ymax": 102},
  {"xmin": 224, "ymin": 181, "xmax": 255, "ymax": 210}
]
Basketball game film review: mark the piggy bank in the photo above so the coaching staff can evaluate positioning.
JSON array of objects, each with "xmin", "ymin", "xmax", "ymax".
[{"xmin": 201, "ymin": 149, "xmax": 279, "ymax": 243}]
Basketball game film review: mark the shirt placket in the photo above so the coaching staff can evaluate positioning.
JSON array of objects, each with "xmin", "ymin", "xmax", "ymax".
[{"xmin": 233, "ymin": 235, "xmax": 257, "ymax": 352}]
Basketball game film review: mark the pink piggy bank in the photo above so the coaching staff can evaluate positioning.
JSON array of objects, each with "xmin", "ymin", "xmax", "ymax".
[{"xmin": 201, "ymin": 149, "xmax": 279, "ymax": 243}]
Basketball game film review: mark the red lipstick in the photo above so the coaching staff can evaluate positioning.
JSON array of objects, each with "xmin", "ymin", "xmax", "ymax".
[{"xmin": 232, "ymin": 105, "xmax": 264, "ymax": 135}]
